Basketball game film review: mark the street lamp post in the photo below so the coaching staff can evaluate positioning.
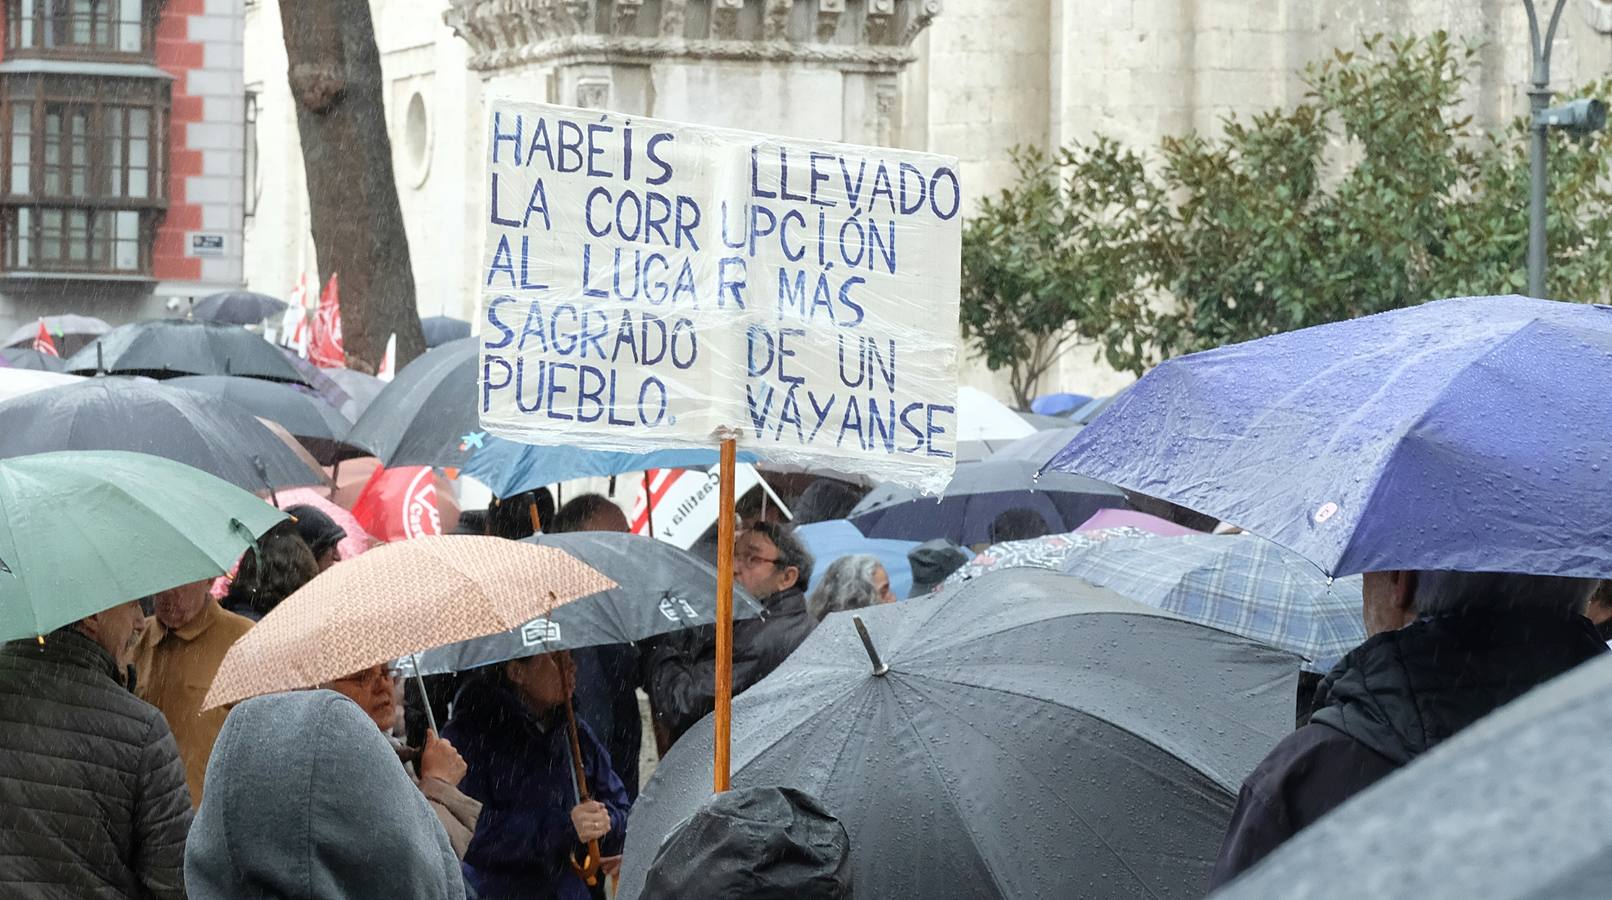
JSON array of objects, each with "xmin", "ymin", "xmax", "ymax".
[{"xmin": 1525, "ymin": 0, "xmax": 1568, "ymax": 299}]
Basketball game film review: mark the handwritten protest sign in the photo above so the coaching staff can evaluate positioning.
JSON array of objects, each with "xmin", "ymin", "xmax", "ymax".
[{"xmin": 478, "ymin": 101, "xmax": 962, "ymax": 492}]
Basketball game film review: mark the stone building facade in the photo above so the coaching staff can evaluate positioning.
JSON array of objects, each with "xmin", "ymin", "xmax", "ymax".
[{"xmin": 244, "ymin": 0, "xmax": 1612, "ymax": 397}]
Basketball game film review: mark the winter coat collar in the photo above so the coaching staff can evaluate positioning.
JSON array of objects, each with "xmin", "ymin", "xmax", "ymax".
[{"xmin": 2, "ymin": 628, "xmax": 122, "ymax": 685}]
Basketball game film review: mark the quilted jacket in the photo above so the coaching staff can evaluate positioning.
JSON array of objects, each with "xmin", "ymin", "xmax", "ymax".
[{"xmin": 0, "ymin": 629, "xmax": 193, "ymax": 899}]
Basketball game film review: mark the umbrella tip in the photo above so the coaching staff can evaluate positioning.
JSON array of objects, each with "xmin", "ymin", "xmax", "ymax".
[{"xmin": 852, "ymin": 615, "xmax": 889, "ymax": 677}]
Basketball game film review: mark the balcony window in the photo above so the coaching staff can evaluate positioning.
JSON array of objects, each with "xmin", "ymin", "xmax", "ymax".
[{"xmin": 7, "ymin": 0, "xmax": 151, "ymax": 57}]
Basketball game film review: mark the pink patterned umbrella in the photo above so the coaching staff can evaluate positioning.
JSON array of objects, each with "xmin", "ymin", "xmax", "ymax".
[
  {"xmin": 1075, "ymin": 508, "xmax": 1201, "ymax": 537},
  {"xmin": 210, "ymin": 488, "xmax": 376, "ymax": 598}
]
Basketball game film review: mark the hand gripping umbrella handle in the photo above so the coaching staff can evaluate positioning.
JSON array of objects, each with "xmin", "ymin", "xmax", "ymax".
[{"xmin": 565, "ymin": 696, "xmax": 604, "ymax": 886}]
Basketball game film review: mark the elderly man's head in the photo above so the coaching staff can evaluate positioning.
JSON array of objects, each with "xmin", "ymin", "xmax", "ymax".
[
  {"xmin": 808, "ymin": 555, "xmax": 895, "ymax": 622},
  {"xmin": 75, "ymin": 600, "xmax": 147, "ymax": 667},
  {"xmin": 150, "ymin": 579, "xmax": 215, "ymax": 631},
  {"xmin": 1363, "ymin": 570, "xmax": 1601, "ymax": 636},
  {"xmin": 734, "ymin": 522, "xmax": 813, "ymax": 600}
]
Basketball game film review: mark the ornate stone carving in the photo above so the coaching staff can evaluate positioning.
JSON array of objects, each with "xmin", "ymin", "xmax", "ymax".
[
  {"xmin": 763, "ymin": 0, "xmax": 794, "ymax": 40},
  {"xmin": 613, "ymin": 0, "xmax": 644, "ymax": 36},
  {"xmin": 863, "ymin": 0, "xmax": 893, "ymax": 44},
  {"xmin": 816, "ymin": 0, "xmax": 845, "ymax": 42},
  {"xmin": 901, "ymin": 0, "xmax": 941, "ymax": 45},
  {"xmin": 711, "ymin": 0, "xmax": 744, "ymax": 39},
  {"xmin": 659, "ymin": 0, "xmax": 689, "ymax": 37},
  {"xmin": 1585, "ymin": 0, "xmax": 1612, "ymax": 33},
  {"xmin": 576, "ymin": 78, "xmax": 610, "ymax": 108}
]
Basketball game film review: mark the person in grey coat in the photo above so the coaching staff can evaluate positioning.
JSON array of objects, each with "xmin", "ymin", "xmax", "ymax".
[
  {"xmin": 185, "ymin": 690, "xmax": 467, "ymax": 900},
  {"xmin": 0, "ymin": 599, "xmax": 191, "ymax": 900}
]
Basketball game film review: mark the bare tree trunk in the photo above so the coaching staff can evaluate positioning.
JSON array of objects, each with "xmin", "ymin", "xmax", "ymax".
[{"xmin": 280, "ymin": 0, "xmax": 426, "ymax": 369}]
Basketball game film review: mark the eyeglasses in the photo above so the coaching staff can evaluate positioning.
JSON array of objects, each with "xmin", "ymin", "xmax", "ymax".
[
  {"xmin": 331, "ymin": 665, "xmax": 402, "ymax": 689},
  {"xmin": 736, "ymin": 553, "xmax": 782, "ymax": 568}
]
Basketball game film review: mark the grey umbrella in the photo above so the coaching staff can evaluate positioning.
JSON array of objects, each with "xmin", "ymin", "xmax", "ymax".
[
  {"xmin": 346, "ymin": 337, "xmax": 476, "ymax": 468},
  {"xmin": 321, "ymin": 367, "xmax": 386, "ymax": 420},
  {"xmin": 991, "ymin": 425, "xmax": 1085, "ymax": 467},
  {"xmin": 3, "ymin": 314, "xmax": 110, "ymax": 356},
  {"xmin": 65, "ymin": 319, "xmax": 310, "ymax": 385},
  {"xmin": 167, "ymin": 375, "xmax": 362, "ymax": 465},
  {"xmin": 0, "ymin": 378, "xmax": 328, "ymax": 491},
  {"xmin": 617, "ymin": 568, "xmax": 1298, "ymax": 900},
  {"xmin": 190, "ymin": 290, "xmax": 288, "ymax": 325},
  {"xmin": 0, "ymin": 347, "xmax": 68, "ymax": 372},
  {"xmin": 414, "ymin": 531, "xmax": 760, "ymax": 673},
  {"xmin": 421, "ymin": 315, "xmax": 472, "ymax": 348},
  {"xmin": 1212, "ymin": 649, "xmax": 1612, "ymax": 899}
]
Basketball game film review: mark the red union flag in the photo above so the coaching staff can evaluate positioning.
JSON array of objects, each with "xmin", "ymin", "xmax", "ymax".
[
  {"xmin": 308, "ymin": 272, "xmax": 345, "ymax": 368},
  {"xmin": 350, "ymin": 465, "xmax": 461, "ymax": 542},
  {"xmin": 31, "ymin": 319, "xmax": 57, "ymax": 357}
]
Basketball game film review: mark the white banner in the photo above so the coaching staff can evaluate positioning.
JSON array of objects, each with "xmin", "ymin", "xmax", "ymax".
[{"xmin": 477, "ymin": 101, "xmax": 962, "ymax": 493}]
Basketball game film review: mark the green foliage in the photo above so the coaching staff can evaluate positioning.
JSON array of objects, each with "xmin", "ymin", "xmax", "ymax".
[{"xmin": 960, "ymin": 32, "xmax": 1612, "ymax": 381}]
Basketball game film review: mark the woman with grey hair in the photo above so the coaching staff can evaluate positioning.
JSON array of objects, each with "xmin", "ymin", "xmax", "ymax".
[{"xmin": 808, "ymin": 555, "xmax": 896, "ymax": 622}]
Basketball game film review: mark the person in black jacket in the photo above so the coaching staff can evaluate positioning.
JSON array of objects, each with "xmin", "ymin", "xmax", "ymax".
[
  {"xmin": 1210, "ymin": 569, "xmax": 1606, "ymax": 888},
  {"xmin": 0, "ymin": 599, "xmax": 193, "ymax": 899},
  {"xmin": 645, "ymin": 521, "xmax": 815, "ymax": 747}
]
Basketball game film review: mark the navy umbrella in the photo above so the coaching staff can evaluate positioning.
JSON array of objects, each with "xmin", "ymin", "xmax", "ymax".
[
  {"xmin": 0, "ymin": 378, "xmax": 328, "ymax": 490},
  {"xmin": 618, "ymin": 568, "xmax": 1298, "ymax": 900},
  {"xmin": 0, "ymin": 347, "xmax": 67, "ymax": 372},
  {"xmin": 849, "ymin": 458, "xmax": 1128, "ymax": 545},
  {"xmin": 190, "ymin": 290, "xmax": 288, "ymax": 325},
  {"xmin": 1049, "ymin": 295, "xmax": 1612, "ymax": 578},
  {"xmin": 168, "ymin": 375, "xmax": 362, "ymax": 465},
  {"xmin": 346, "ymin": 337, "xmax": 477, "ymax": 468},
  {"xmin": 421, "ymin": 315, "xmax": 472, "ymax": 348},
  {"xmin": 65, "ymin": 319, "xmax": 310, "ymax": 386}
]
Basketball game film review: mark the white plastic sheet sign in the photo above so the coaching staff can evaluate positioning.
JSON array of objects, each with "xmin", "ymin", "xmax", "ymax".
[{"xmin": 477, "ymin": 101, "xmax": 962, "ymax": 493}]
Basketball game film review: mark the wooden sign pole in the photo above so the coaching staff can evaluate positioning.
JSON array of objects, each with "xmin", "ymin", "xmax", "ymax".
[{"xmin": 712, "ymin": 437, "xmax": 737, "ymax": 791}]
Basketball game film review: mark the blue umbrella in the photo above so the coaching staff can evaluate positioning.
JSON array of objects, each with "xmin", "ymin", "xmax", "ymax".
[
  {"xmin": 1029, "ymin": 392, "xmax": 1091, "ymax": 416},
  {"xmin": 1060, "ymin": 533, "xmax": 1364, "ymax": 670},
  {"xmin": 465, "ymin": 437, "xmax": 759, "ymax": 498},
  {"xmin": 793, "ymin": 519, "xmax": 916, "ymax": 599},
  {"xmin": 1049, "ymin": 295, "xmax": 1612, "ymax": 578}
]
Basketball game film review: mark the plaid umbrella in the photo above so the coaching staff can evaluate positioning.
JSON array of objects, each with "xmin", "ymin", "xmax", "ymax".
[
  {"xmin": 942, "ymin": 527, "xmax": 1154, "ymax": 588},
  {"xmin": 1059, "ymin": 533, "xmax": 1364, "ymax": 668}
]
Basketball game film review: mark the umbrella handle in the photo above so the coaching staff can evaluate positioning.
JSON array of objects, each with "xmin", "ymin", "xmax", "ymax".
[
  {"xmin": 570, "ymin": 838, "xmax": 603, "ymax": 885},
  {"xmin": 563, "ymin": 696, "xmax": 603, "ymax": 885}
]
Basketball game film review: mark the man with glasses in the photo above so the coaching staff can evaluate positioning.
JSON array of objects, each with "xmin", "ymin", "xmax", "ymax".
[{"xmin": 645, "ymin": 521, "xmax": 816, "ymax": 746}]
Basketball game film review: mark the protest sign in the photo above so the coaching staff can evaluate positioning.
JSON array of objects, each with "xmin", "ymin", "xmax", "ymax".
[
  {"xmin": 629, "ymin": 464, "xmax": 787, "ymax": 549},
  {"xmin": 477, "ymin": 101, "xmax": 962, "ymax": 493}
]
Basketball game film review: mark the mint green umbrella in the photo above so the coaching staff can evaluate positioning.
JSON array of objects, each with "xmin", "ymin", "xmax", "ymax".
[{"xmin": 0, "ymin": 451, "xmax": 286, "ymax": 641}]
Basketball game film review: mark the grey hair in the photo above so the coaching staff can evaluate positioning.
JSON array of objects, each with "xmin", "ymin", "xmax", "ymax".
[
  {"xmin": 1413, "ymin": 571, "xmax": 1599, "ymax": 618},
  {"xmin": 808, "ymin": 555, "xmax": 883, "ymax": 622}
]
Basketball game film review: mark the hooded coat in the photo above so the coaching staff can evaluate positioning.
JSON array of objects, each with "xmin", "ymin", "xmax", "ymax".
[
  {"xmin": 1210, "ymin": 608, "xmax": 1606, "ymax": 888},
  {"xmin": 185, "ymin": 690, "xmax": 466, "ymax": 900}
]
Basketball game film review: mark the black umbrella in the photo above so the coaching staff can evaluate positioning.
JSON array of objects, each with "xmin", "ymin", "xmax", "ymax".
[
  {"xmin": 167, "ymin": 375, "xmax": 362, "ymax": 465},
  {"xmin": 1211, "ymin": 651, "xmax": 1612, "ymax": 900},
  {"xmin": 617, "ymin": 568, "xmax": 1297, "ymax": 899},
  {"xmin": 848, "ymin": 458, "xmax": 1129, "ymax": 544},
  {"xmin": 190, "ymin": 290, "xmax": 288, "ymax": 325},
  {"xmin": 321, "ymin": 367, "xmax": 386, "ymax": 420},
  {"xmin": 421, "ymin": 315, "xmax": 472, "ymax": 348},
  {"xmin": 346, "ymin": 337, "xmax": 476, "ymax": 468},
  {"xmin": 0, "ymin": 347, "xmax": 67, "ymax": 372},
  {"xmin": 65, "ymin": 319, "xmax": 310, "ymax": 385},
  {"xmin": 0, "ymin": 378, "xmax": 328, "ymax": 491},
  {"xmin": 414, "ymin": 531, "xmax": 760, "ymax": 673},
  {"xmin": 3, "ymin": 314, "xmax": 110, "ymax": 355}
]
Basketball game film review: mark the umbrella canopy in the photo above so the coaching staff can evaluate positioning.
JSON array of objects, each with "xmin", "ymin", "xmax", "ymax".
[
  {"xmin": 66, "ymin": 318, "xmax": 310, "ymax": 385},
  {"xmin": 793, "ymin": 519, "xmax": 917, "ymax": 600},
  {"xmin": 943, "ymin": 526, "xmax": 1155, "ymax": 587},
  {"xmin": 617, "ymin": 568, "xmax": 1298, "ymax": 900},
  {"xmin": 190, "ymin": 290, "xmax": 288, "ymax": 325},
  {"xmin": 0, "ymin": 450, "xmax": 284, "ymax": 640},
  {"xmin": 1049, "ymin": 295, "xmax": 1612, "ymax": 578},
  {"xmin": 1212, "ymin": 651, "xmax": 1612, "ymax": 900},
  {"xmin": 464, "ymin": 436, "xmax": 757, "ymax": 498},
  {"xmin": 273, "ymin": 487, "xmax": 374, "ymax": 560},
  {"xmin": 275, "ymin": 347, "xmax": 356, "ymax": 411},
  {"xmin": 0, "ymin": 378, "xmax": 329, "ymax": 491},
  {"xmin": 1068, "ymin": 394, "xmax": 1119, "ymax": 424},
  {"xmin": 849, "ymin": 458, "xmax": 1128, "ymax": 545},
  {"xmin": 321, "ymin": 367, "xmax": 386, "ymax": 419},
  {"xmin": 0, "ymin": 347, "xmax": 68, "ymax": 372},
  {"xmin": 421, "ymin": 315, "xmax": 472, "ymax": 347},
  {"xmin": 203, "ymin": 535, "xmax": 614, "ymax": 709},
  {"xmin": 1075, "ymin": 508, "xmax": 1202, "ymax": 537},
  {"xmin": 0, "ymin": 369, "xmax": 82, "ymax": 404},
  {"xmin": 346, "ymin": 337, "xmax": 478, "ymax": 468},
  {"xmin": 168, "ymin": 374, "xmax": 361, "ymax": 464},
  {"xmin": 1030, "ymin": 392, "xmax": 1092, "ymax": 416},
  {"xmin": 414, "ymin": 531, "xmax": 759, "ymax": 674},
  {"xmin": 1061, "ymin": 534, "xmax": 1366, "ymax": 668},
  {"xmin": 991, "ymin": 425, "xmax": 1084, "ymax": 467},
  {"xmin": 956, "ymin": 386, "xmax": 1037, "ymax": 443},
  {"xmin": 3, "ymin": 314, "xmax": 109, "ymax": 355}
]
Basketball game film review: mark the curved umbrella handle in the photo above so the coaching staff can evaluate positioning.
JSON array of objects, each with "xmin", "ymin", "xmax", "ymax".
[{"xmin": 570, "ymin": 838, "xmax": 603, "ymax": 885}]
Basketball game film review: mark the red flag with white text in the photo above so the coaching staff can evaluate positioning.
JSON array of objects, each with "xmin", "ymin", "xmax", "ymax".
[{"xmin": 309, "ymin": 272, "xmax": 345, "ymax": 368}]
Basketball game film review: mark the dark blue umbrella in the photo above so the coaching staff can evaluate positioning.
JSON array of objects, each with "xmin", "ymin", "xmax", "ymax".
[
  {"xmin": 1048, "ymin": 295, "xmax": 1612, "ymax": 577},
  {"xmin": 190, "ymin": 290, "xmax": 288, "ymax": 325}
]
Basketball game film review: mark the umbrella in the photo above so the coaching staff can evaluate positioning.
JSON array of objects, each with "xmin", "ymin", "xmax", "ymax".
[
  {"xmin": 190, "ymin": 290, "xmax": 288, "ymax": 325},
  {"xmin": 65, "ymin": 318, "xmax": 311, "ymax": 385},
  {"xmin": 793, "ymin": 519, "xmax": 917, "ymax": 600},
  {"xmin": 1030, "ymin": 392, "xmax": 1092, "ymax": 416},
  {"xmin": 848, "ymin": 458, "xmax": 1128, "ymax": 545},
  {"xmin": 943, "ymin": 526, "xmax": 1155, "ymax": 587},
  {"xmin": 275, "ymin": 347, "xmax": 357, "ymax": 411},
  {"xmin": 421, "ymin": 315, "xmax": 472, "ymax": 347},
  {"xmin": 991, "ymin": 425, "xmax": 1084, "ymax": 467},
  {"xmin": 1060, "ymin": 534, "xmax": 1366, "ymax": 668},
  {"xmin": 1211, "ymin": 651, "xmax": 1612, "ymax": 900},
  {"xmin": 1068, "ymin": 394, "xmax": 1119, "ymax": 424},
  {"xmin": 0, "ymin": 369, "xmax": 82, "ymax": 404},
  {"xmin": 616, "ymin": 568, "xmax": 1299, "ymax": 900},
  {"xmin": 321, "ymin": 367, "xmax": 386, "ymax": 419},
  {"xmin": 1075, "ymin": 508, "xmax": 1202, "ymax": 537},
  {"xmin": 1049, "ymin": 295, "xmax": 1612, "ymax": 578},
  {"xmin": 168, "ymin": 374, "xmax": 362, "ymax": 464},
  {"xmin": 414, "ymin": 531, "xmax": 760, "ymax": 674},
  {"xmin": 464, "ymin": 437, "xmax": 757, "ymax": 498},
  {"xmin": 956, "ymin": 386, "xmax": 1036, "ymax": 443},
  {"xmin": 202, "ymin": 535, "xmax": 615, "ymax": 710},
  {"xmin": 346, "ymin": 337, "xmax": 478, "ymax": 468},
  {"xmin": 0, "ymin": 347, "xmax": 68, "ymax": 372},
  {"xmin": 3, "ymin": 314, "xmax": 109, "ymax": 355},
  {"xmin": 0, "ymin": 378, "xmax": 329, "ymax": 491},
  {"xmin": 0, "ymin": 450, "xmax": 284, "ymax": 640},
  {"xmin": 273, "ymin": 487, "xmax": 375, "ymax": 560}
]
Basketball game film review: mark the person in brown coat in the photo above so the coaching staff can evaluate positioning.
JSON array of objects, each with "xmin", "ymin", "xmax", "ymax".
[
  {"xmin": 131, "ymin": 578, "xmax": 255, "ymax": 807},
  {"xmin": 327, "ymin": 661, "xmax": 481, "ymax": 856}
]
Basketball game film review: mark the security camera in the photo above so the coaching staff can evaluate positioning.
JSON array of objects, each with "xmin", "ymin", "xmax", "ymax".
[
  {"xmin": 1538, "ymin": 98, "xmax": 1607, "ymax": 136},
  {"xmin": 164, "ymin": 297, "xmax": 183, "ymax": 312}
]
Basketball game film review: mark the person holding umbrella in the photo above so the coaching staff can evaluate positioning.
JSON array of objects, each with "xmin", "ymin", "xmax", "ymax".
[{"xmin": 444, "ymin": 649, "xmax": 630, "ymax": 900}]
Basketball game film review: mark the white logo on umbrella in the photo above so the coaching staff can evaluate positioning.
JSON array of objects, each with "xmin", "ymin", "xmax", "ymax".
[
  {"xmin": 659, "ymin": 594, "xmax": 700, "ymax": 623},
  {"xmin": 1314, "ymin": 502, "xmax": 1339, "ymax": 524},
  {"xmin": 520, "ymin": 618, "xmax": 561, "ymax": 646}
]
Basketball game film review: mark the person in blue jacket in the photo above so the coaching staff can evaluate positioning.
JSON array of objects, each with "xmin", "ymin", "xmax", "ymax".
[{"xmin": 444, "ymin": 649, "xmax": 630, "ymax": 900}]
